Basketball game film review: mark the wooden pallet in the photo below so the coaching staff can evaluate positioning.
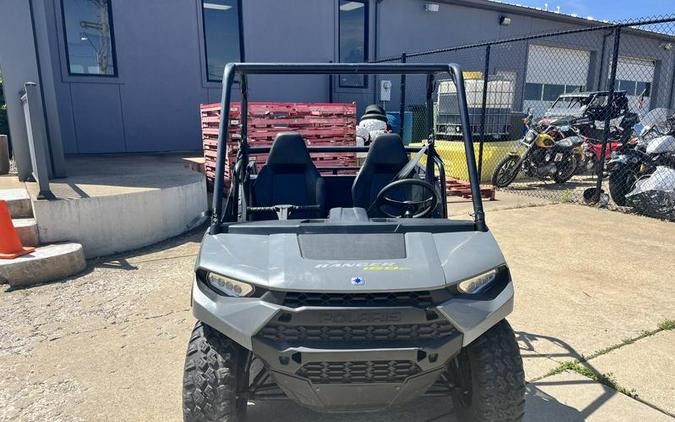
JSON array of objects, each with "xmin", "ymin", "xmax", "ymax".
[
  {"xmin": 446, "ymin": 179, "xmax": 496, "ymax": 201},
  {"xmin": 200, "ymin": 102, "xmax": 358, "ymax": 186}
]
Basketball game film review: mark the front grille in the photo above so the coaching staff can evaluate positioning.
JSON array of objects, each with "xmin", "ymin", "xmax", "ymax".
[
  {"xmin": 259, "ymin": 320, "xmax": 456, "ymax": 344},
  {"xmin": 282, "ymin": 291, "xmax": 436, "ymax": 308},
  {"xmin": 297, "ymin": 360, "xmax": 421, "ymax": 384}
]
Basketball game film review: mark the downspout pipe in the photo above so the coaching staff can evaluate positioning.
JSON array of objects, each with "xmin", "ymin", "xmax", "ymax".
[
  {"xmin": 28, "ymin": 0, "xmax": 54, "ymax": 178},
  {"xmin": 373, "ymin": 0, "xmax": 384, "ymax": 104}
]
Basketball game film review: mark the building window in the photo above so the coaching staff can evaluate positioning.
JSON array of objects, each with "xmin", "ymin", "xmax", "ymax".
[
  {"xmin": 339, "ymin": 0, "xmax": 368, "ymax": 88},
  {"xmin": 636, "ymin": 81, "xmax": 651, "ymax": 97},
  {"xmin": 542, "ymin": 84, "xmax": 565, "ymax": 101},
  {"xmin": 618, "ymin": 80, "xmax": 637, "ymax": 95},
  {"xmin": 565, "ymin": 85, "xmax": 584, "ymax": 94},
  {"xmin": 202, "ymin": 0, "xmax": 243, "ymax": 82},
  {"xmin": 61, "ymin": 0, "xmax": 117, "ymax": 76},
  {"xmin": 524, "ymin": 83, "xmax": 542, "ymax": 101}
]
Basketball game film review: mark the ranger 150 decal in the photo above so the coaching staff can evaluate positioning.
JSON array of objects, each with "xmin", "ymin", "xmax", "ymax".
[{"xmin": 315, "ymin": 262, "xmax": 410, "ymax": 271}]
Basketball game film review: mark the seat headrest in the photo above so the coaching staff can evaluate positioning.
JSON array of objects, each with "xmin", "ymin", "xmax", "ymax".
[
  {"xmin": 266, "ymin": 132, "xmax": 313, "ymax": 166},
  {"xmin": 365, "ymin": 134, "xmax": 408, "ymax": 167}
]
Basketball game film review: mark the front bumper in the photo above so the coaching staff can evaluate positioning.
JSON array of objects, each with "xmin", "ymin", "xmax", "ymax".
[{"xmin": 192, "ymin": 278, "xmax": 514, "ymax": 411}]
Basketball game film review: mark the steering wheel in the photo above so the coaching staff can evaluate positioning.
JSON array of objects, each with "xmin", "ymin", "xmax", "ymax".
[{"xmin": 374, "ymin": 178, "xmax": 440, "ymax": 218}]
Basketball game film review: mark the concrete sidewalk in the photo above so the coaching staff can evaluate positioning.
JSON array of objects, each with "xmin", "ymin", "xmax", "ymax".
[{"xmin": 1, "ymin": 203, "xmax": 673, "ymax": 421}]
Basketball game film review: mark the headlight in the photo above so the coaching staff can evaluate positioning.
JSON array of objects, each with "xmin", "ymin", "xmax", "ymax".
[
  {"xmin": 457, "ymin": 269, "xmax": 498, "ymax": 294},
  {"xmin": 206, "ymin": 272, "xmax": 255, "ymax": 297},
  {"xmin": 525, "ymin": 130, "xmax": 537, "ymax": 143}
]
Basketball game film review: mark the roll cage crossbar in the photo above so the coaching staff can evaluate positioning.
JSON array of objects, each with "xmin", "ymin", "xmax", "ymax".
[{"xmin": 209, "ymin": 63, "xmax": 487, "ymax": 234}]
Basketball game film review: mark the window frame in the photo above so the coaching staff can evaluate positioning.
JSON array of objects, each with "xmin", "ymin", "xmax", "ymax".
[
  {"xmin": 542, "ymin": 84, "xmax": 565, "ymax": 102},
  {"xmin": 524, "ymin": 83, "xmax": 543, "ymax": 101},
  {"xmin": 618, "ymin": 79, "xmax": 637, "ymax": 96},
  {"xmin": 337, "ymin": 0, "xmax": 369, "ymax": 89},
  {"xmin": 200, "ymin": 0, "xmax": 245, "ymax": 83},
  {"xmin": 60, "ymin": 0, "xmax": 119, "ymax": 78},
  {"xmin": 636, "ymin": 81, "xmax": 651, "ymax": 98}
]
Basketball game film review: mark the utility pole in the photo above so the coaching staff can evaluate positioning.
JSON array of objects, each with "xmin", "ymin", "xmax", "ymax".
[{"xmin": 80, "ymin": 0, "xmax": 110, "ymax": 74}]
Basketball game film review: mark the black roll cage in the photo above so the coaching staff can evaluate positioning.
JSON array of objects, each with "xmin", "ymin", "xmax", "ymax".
[{"xmin": 209, "ymin": 62, "xmax": 487, "ymax": 234}]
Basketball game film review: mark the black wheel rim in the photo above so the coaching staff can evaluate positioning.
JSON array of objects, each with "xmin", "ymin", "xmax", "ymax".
[
  {"xmin": 496, "ymin": 158, "xmax": 518, "ymax": 186},
  {"xmin": 557, "ymin": 155, "xmax": 576, "ymax": 180},
  {"xmin": 625, "ymin": 172, "xmax": 639, "ymax": 191}
]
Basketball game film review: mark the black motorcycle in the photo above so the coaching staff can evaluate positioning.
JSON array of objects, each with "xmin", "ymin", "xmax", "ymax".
[
  {"xmin": 491, "ymin": 112, "xmax": 581, "ymax": 188},
  {"xmin": 607, "ymin": 108, "xmax": 675, "ymax": 206}
]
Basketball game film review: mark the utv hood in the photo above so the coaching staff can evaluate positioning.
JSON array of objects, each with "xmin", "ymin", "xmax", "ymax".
[{"xmin": 196, "ymin": 226, "xmax": 506, "ymax": 292}]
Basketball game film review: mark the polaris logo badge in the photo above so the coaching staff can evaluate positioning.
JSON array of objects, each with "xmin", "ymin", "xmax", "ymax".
[
  {"xmin": 319, "ymin": 311, "xmax": 402, "ymax": 324},
  {"xmin": 351, "ymin": 276, "xmax": 365, "ymax": 286}
]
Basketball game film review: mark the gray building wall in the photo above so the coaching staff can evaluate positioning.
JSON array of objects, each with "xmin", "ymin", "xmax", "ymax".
[
  {"xmin": 43, "ymin": 0, "xmax": 340, "ymax": 155},
  {"xmin": 0, "ymin": 0, "xmax": 42, "ymax": 180},
  {"xmin": 1, "ymin": 0, "xmax": 674, "ymax": 161}
]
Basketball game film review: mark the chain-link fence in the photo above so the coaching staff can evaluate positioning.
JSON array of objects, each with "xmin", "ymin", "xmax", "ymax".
[{"xmin": 374, "ymin": 15, "xmax": 675, "ymax": 219}]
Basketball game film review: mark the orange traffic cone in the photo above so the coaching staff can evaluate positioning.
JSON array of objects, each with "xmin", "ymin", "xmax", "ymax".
[{"xmin": 0, "ymin": 200, "xmax": 35, "ymax": 259}]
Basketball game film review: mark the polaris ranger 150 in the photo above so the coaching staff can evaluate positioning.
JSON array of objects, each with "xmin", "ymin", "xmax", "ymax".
[{"xmin": 183, "ymin": 63, "xmax": 525, "ymax": 421}]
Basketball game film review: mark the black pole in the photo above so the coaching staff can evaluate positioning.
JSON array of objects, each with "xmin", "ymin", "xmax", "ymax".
[
  {"xmin": 399, "ymin": 53, "xmax": 407, "ymax": 137},
  {"xmin": 210, "ymin": 64, "xmax": 236, "ymax": 234},
  {"xmin": 594, "ymin": 27, "xmax": 621, "ymax": 202},
  {"xmin": 237, "ymin": 75, "xmax": 248, "ymax": 220},
  {"xmin": 424, "ymin": 73, "xmax": 447, "ymax": 217},
  {"xmin": 425, "ymin": 74, "xmax": 435, "ymax": 141},
  {"xmin": 240, "ymin": 75, "xmax": 248, "ymax": 153},
  {"xmin": 450, "ymin": 64, "xmax": 487, "ymax": 231},
  {"xmin": 477, "ymin": 45, "xmax": 491, "ymax": 181},
  {"xmin": 328, "ymin": 60, "xmax": 333, "ymax": 103},
  {"xmin": 597, "ymin": 31, "xmax": 610, "ymax": 90}
]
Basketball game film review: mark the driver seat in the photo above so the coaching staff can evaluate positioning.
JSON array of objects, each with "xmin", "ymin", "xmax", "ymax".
[
  {"xmin": 352, "ymin": 134, "xmax": 409, "ymax": 217},
  {"xmin": 252, "ymin": 132, "xmax": 326, "ymax": 219}
]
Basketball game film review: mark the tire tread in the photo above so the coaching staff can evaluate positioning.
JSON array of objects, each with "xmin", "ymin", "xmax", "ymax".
[
  {"xmin": 459, "ymin": 319, "xmax": 526, "ymax": 422},
  {"xmin": 183, "ymin": 321, "xmax": 240, "ymax": 422}
]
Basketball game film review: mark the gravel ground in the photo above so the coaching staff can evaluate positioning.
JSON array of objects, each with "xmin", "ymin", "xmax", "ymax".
[
  {"xmin": 1, "ymin": 204, "xmax": 673, "ymax": 421},
  {"xmin": 0, "ymin": 230, "xmax": 201, "ymax": 421}
]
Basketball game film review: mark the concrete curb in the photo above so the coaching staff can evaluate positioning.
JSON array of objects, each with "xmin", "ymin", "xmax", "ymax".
[
  {"xmin": 0, "ymin": 188, "xmax": 33, "ymax": 218},
  {"xmin": 13, "ymin": 218, "xmax": 39, "ymax": 246},
  {"xmin": 0, "ymin": 243, "xmax": 86, "ymax": 287},
  {"xmin": 32, "ymin": 174, "xmax": 207, "ymax": 258}
]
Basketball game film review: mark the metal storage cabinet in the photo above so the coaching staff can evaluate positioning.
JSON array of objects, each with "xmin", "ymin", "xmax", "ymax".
[{"xmin": 436, "ymin": 77, "xmax": 514, "ymax": 140}]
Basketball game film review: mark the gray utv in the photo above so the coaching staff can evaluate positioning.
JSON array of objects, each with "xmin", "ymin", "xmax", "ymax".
[{"xmin": 183, "ymin": 63, "xmax": 525, "ymax": 421}]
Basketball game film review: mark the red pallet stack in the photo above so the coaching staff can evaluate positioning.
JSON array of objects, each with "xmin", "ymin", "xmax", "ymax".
[
  {"xmin": 446, "ymin": 178, "xmax": 496, "ymax": 201},
  {"xmin": 201, "ymin": 102, "xmax": 357, "ymax": 188}
]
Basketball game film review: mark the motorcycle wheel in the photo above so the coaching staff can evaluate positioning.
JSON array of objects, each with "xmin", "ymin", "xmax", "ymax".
[
  {"xmin": 609, "ymin": 166, "xmax": 639, "ymax": 207},
  {"xmin": 491, "ymin": 156, "xmax": 521, "ymax": 188},
  {"xmin": 554, "ymin": 154, "xmax": 578, "ymax": 184}
]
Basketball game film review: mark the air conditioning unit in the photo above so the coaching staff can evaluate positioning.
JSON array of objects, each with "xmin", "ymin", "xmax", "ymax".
[{"xmin": 424, "ymin": 3, "xmax": 440, "ymax": 12}]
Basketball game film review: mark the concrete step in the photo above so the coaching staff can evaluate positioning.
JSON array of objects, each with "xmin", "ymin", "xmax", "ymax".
[
  {"xmin": 13, "ymin": 218, "xmax": 39, "ymax": 247},
  {"xmin": 0, "ymin": 243, "xmax": 86, "ymax": 288},
  {"xmin": 0, "ymin": 188, "xmax": 33, "ymax": 218}
]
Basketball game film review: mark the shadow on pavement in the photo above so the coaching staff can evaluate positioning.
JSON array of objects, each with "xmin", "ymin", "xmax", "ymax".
[
  {"xmin": 525, "ymin": 383, "xmax": 585, "ymax": 422},
  {"xmin": 517, "ymin": 330, "xmax": 585, "ymax": 362},
  {"xmin": 244, "ymin": 384, "xmax": 585, "ymax": 422},
  {"xmin": 517, "ymin": 330, "xmax": 630, "ymax": 420},
  {"xmin": 245, "ymin": 397, "xmax": 455, "ymax": 422}
]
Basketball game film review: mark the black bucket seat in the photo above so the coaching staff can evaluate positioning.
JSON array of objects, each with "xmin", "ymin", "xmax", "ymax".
[{"xmin": 253, "ymin": 132, "xmax": 326, "ymax": 219}]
